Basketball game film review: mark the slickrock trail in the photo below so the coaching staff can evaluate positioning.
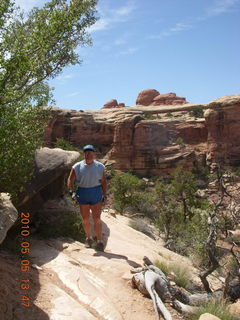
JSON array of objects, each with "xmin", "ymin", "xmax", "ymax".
[{"xmin": 29, "ymin": 210, "xmax": 193, "ymax": 320}]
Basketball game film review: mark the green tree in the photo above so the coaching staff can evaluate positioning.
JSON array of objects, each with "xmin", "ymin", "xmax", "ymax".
[
  {"xmin": 110, "ymin": 172, "xmax": 145, "ymax": 214},
  {"xmin": 0, "ymin": 0, "xmax": 97, "ymax": 201},
  {"xmin": 171, "ymin": 166, "xmax": 199, "ymax": 220}
]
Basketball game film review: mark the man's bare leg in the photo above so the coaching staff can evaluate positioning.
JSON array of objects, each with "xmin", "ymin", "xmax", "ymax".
[
  {"xmin": 79, "ymin": 204, "xmax": 91, "ymax": 238},
  {"xmin": 91, "ymin": 201, "xmax": 103, "ymax": 241}
]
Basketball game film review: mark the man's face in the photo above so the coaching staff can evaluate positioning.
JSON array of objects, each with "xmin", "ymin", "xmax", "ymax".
[{"xmin": 84, "ymin": 150, "xmax": 95, "ymax": 163}]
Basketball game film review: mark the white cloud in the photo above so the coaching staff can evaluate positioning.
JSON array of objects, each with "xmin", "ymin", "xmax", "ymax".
[
  {"xmin": 206, "ymin": 0, "xmax": 239, "ymax": 17},
  {"xmin": 89, "ymin": 1, "xmax": 136, "ymax": 33},
  {"xmin": 113, "ymin": 3, "xmax": 135, "ymax": 16},
  {"xmin": 56, "ymin": 74, "xmax": 74, "ymax": 81},
  {"xmin": 88, "ymin": 19, "xmax": 109, "ymax": 32},
  {"xmin": 119, "ymin": 47, "xmax": 138, "ymax": 55},
  {"xmin": 149, "ymin": 22, "xmax": 191, "ymax": 40},
  {"xmin": 66, "ymin": 92, "xmax": 80, "ymax": 97},
  {"xmin": 114, "ymin": 38, "xmax": 127, "ymax": 46},
  {"xmin": 148, "ymin": 0, "xmax": 239, "ymax": 40}
]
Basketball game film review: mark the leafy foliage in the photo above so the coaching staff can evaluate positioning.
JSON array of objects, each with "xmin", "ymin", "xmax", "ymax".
[
  {"xmin": 37, "ymin": 211, "xmax": 85, "ymax": 241},
  {"xmin": 54, "ymin": 138, "xmax": 84, "ymax": 158},
  {"xmin": 0, "ymin": 0, "xmax": 97, "ymax": 201},
  {"xmin": 154, "ymin": 167, "xmax": 212, "ymax": 263},
  {"xmin": 110, "ymin": 172, "xmax": 146, "ymax": 214},
  {"xmin": 189, "ymin": 105, "xmax": 204, "ymax": 118}
]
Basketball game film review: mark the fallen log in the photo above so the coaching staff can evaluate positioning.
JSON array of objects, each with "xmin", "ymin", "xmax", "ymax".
[{"xmin": 131, "ymin": 257, "xmax": 239, "ymax": 319}]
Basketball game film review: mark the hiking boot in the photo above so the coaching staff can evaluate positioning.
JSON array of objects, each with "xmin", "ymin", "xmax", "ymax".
[
  {"xmin": 85, "ymin": 237, "xmax": 93, "ymax": 248},
  {"xmin": 95, "ymin": 241, "xmax": 104, "ymax": 252}
]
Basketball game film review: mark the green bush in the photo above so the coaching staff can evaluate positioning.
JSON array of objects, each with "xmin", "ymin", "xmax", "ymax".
[
  {"xmin": 143, "ymin": 113, "xmax": 156, "ymax": 120},
  {"xmin": 129, "ymin": 218, "xmax": 153, "ymax": 238},
  {"xmin": 189, "ymin": 300, "xmax": 238, "ymax": 320},
  {"xmin": 110, "ymin": 172, "xmax": 146, "ymax": 214},
  {"xmin": 37, "ymin": 211, "xmax": 85, "ymax": 242},
  {"xmin": 54, "ymin": 138, "xmax": 83, "ymax": 158},
  {"xmin": 189, "ymin": 106, "xmax": 204, "ymax": 118},
  {"xmin": 175, "ymin": 137, "xmax": 184, "ymax": 145},
  {"xmin": 155, "ymin": 260, "xmax": 191, "ymax": 289}
]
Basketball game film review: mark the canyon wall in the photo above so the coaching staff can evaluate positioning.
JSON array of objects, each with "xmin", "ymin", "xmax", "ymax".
[{"xmin": 44, "ymin": 95, "xmax": 240, "ymax": 175}]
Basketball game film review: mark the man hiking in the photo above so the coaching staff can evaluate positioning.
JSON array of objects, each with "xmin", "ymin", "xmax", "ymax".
[{"xmin": 67, "ymin": 144, "xmax": 107, "ymax": 251}]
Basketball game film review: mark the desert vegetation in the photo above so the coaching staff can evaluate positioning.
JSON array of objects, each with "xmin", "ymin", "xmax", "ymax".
[{"xmin": 110, "ymin": 166, "xmax": 240, "ymax": 313}]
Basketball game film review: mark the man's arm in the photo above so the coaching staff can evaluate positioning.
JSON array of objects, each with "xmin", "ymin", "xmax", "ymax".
[{"xmin": 67, "ymin": 168, "xmax": 76, "ymax": 191}]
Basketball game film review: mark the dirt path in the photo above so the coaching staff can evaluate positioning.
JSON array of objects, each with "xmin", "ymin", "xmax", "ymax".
[{"xmin": 25, "ymin": 209, "xmax": 198, "ymax": 320}]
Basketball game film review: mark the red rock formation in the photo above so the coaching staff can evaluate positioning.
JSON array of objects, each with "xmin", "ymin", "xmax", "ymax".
[
  {"xmin": 102, "ymin": 99, "xmax": 118, "ymax": 109},
  {"xmin": 136, "ymin": 89, "xmax": 160, "ymax": 105},
  {"xmin": 176, "ymin": 122, "xmax": 207, "ymax": 144},
  {"xmin": 136, "ymin": 89, "xmax": 187, "ymax": 106},
  {"xmin": 43, "ymin": 95, "xmax": 240, "ymax": 175},
  {"xmin": 205, "ymin": 95, "xmax": 240, "ymax": 169},
  {"xmin": 101, "ymin": 99, "xmax": 126, "ymax": 109},
  {"xmin": 152, "ymin": 93, "xmax": 187, "ymax": 106},
  {"xmin": 109, "ymin": 117, "xmax": 199, "ymax": 175},
  {"xmin": 43, "ymin": 107, "xmax": 115, "ymax": 153}
]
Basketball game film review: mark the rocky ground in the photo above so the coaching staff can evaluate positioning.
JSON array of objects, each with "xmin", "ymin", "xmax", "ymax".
[{"xmin": 0, "ymin": 198, "xmax": 239, "ymax": 320}]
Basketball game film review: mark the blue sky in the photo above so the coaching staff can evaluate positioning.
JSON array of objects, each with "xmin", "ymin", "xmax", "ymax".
[{"xmin": 15, "ymin": 0, "xmax": 240, "ymax": 110}]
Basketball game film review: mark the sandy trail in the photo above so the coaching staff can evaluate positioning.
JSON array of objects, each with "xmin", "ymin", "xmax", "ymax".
[{"xmin": 29, "ymin": 209, "xmax": 190, "ymax": 320}]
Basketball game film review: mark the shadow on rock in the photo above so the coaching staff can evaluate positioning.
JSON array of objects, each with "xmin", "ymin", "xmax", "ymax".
[
  {"xmin": 0, "ymin": 250, "xmax": 50, "ymax": 320},
  {"xmin": 93, "ymin": 250, "xmax": 142, "ymax": 268}
]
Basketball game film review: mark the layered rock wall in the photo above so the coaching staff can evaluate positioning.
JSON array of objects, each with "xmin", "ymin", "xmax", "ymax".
[
  {"xmin": 205, "ymin": 96, "xmax": 240, "ymax": 168},
  {"xmin": 43, "ymin": 95, "xmax": 240, "ymax": 174}
]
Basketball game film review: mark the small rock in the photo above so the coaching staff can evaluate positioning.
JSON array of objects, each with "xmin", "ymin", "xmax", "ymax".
[
  {"xmin": 108, "ymin": 209, "xmax": 116, "ymax": 217},
  {"xmin": 122, "ymin": 272, "xmax": 132, "ymax": 280},
  {"xmin": 198, "ymin": 313, "xmax": 221, "ymax": 320}
]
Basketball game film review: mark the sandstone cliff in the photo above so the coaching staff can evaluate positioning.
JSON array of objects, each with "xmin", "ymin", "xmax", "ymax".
[{"xmin": 44, "ymin": 95, "xmax": 240, "ymax": 174}]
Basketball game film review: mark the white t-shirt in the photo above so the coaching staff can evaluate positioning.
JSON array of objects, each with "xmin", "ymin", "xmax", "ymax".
[{"xmin": 73, "ymin": 160, "xmax": 105, "ymax": 188}]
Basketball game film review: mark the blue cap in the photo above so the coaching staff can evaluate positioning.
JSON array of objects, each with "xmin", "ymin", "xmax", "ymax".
[{"xmin": 83, "ymin": 144, "xmax": 96, "ymax": 152}]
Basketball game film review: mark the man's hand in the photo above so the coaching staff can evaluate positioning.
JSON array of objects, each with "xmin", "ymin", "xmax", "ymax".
[{"xmin": 69, "ymin": 189, "xmax": 77, "ymax": 202}]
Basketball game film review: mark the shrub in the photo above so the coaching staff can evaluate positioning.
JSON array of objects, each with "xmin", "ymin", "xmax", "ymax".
[
  {"xmin": 54, "ymin": 138, "xmax": 83, "ymax": 157},
  {"xmin": 189, "ymin": 106, "xmax": 204, "ymax": 118},
  {"xmin": 155, "ymin": 260, "xmax": 191, "ymax": 289},
  {"xmin": 37, "ymin": 211, "xmax": 85, "ymax": 242},
  {"xmin": 110, "ymin": 172, "xmax": 146, "ymax": 214},
  {"xmin": 189, "ymin": 300, "xmax": 238, "ymax": 320},
  {"xmin": 143, "ymin": 113, "xmax": 157, "ymax": 120},
  {"xmin": 175, "ymin": 137, "xmax": 184, "ymax": 145},
  {"xmin": 129, "ymin": 218, "xmax": 154, "ymax": 238}
]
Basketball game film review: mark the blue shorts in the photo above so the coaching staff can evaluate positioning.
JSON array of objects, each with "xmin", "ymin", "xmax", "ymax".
[{"xmin": 75, "ymin": 185, "xmax": 103, "ymax": 205}]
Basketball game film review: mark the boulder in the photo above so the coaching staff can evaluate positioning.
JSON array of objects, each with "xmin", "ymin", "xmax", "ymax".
[
  {"xmin": 198, "ymin": 314, "xmax": 221, "ymax": 320},
  {"xmin": 0, "ymin": 193, "xmax": 18, "ymax": 244},
  {"xmin": 101, "ymin": 100, "xmax": 126, "ymax": 109},
  {"xmin": 228, "ymin": 300, "xmax": 240, "ymax": 316},
  {"xmin": 102, "ymin": 99, "xmax": 119, "ymax": 109},
  {"xmin": 18, "ymin": 147, "xmax": 80, "ymax": 214},
  {"xmin": 152, "ymin": 93, "xmax": 187, "ymax": 105},
  {"xmin": 136, "ymin": 89, "xmax": 160, "ymax": 105}
]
